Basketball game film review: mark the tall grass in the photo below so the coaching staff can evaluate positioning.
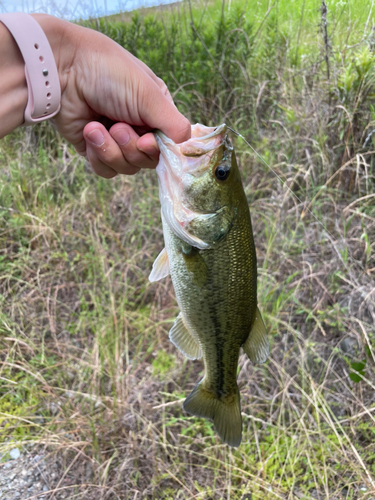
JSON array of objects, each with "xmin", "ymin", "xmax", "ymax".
[{"xmin": 1, "ymin": 0, "xmax": 375, "ymax": 498}]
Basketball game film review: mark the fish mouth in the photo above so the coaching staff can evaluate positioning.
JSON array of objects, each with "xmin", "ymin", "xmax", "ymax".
[
  {"xmin": 155, "ymin": 123, "xmax": 227, "ymax": 143},
  {"xmin": 154, "ymin": 124, "xmax": 229, "ymax": 249},
  {"xmin": 155, "ymin": 123, "xmax": 228, "ymax": 180},
  {"xmin": 155, "ymin": 123, "xmax": 227, "ymax": 163}
]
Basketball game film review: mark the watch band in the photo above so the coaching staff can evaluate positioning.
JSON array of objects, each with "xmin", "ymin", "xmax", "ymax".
[{"xmin": 0, "ymin": 12, "xmax": 61, "ymax": 125}]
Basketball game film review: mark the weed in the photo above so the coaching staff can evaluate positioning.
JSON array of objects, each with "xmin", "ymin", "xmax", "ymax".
[{"xmin": 0, "ymin": 0, "xmax": 375, "ymax": 498}]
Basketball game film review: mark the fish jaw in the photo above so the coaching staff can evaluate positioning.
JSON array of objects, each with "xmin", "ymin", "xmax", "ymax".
[{"xmin": 155, "ymin": 124, "xmax": 229, "ymax": 250}]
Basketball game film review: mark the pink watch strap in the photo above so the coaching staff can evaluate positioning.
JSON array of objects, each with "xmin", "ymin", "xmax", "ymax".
[{"xmin": 0, "ymin": 12, "xmax": 61, "ymax": 125}]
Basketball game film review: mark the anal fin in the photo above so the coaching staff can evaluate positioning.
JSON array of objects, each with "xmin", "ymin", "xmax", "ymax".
[
  {"xmin": 149, "ymin": 248, "xmax": 169, "ymax": 282},
  {"xmin": 169, "ymin": 313, "xmax": 202, "ymax": 360},
  {"xmin": 242, "ymin": 306, "xmax": 269, "ymax": 364}
]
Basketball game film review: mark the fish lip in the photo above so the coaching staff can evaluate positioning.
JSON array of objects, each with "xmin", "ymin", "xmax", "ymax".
[
  {"xmin": 155, "ymin": 123, "xmax": 227, "ymax": 151},
  {"xmin": 154, "ymin": 123, "xmax": 229, "ymax": 177}
]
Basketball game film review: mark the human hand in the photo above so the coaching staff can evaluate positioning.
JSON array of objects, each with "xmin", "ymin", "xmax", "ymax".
[{"xmin": 33, "ymin": 15, "xmax": 191, "ymax": 177}]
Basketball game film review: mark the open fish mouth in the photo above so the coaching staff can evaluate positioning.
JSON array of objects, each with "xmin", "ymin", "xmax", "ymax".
[
  {"xmin": 155, "ymin": 123, "xmax": 227, "ymax": 173},
  {"xmin": 155, "ymin": 123, "xmax": 227, "ymax": 160},
  {"xmin": 155, "ymin": 123, "xmax": 227, "ymax": 144},
  {"xmin": 154, "ymin": 124, "xmax": 229, "ymax": 249}
]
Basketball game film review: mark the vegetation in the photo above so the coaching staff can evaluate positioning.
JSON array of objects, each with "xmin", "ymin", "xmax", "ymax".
[{"xmin": 1, "ymin": 0, "xmax": 375, "ymax": 498}]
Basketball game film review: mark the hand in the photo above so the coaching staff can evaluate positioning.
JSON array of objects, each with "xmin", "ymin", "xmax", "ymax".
[{"xmin": 1, "ymin": 14, "xmax": 191, "ymax": 177}]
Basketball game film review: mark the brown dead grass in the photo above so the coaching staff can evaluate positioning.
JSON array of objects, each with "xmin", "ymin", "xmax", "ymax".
[{"xmin": 1, "ymin": 0, "xmax": 375, "ymax": 498}]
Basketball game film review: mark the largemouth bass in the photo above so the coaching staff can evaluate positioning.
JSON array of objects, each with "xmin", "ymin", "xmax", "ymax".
[{"xmin": 149, "ymin": 123, "xmax": 269, "ymax": 447}]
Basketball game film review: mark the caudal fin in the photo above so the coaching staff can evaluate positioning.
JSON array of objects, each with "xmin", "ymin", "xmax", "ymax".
[{"xmin": 183, "ymin": 383, "xmax": 242, "ymax": 447}]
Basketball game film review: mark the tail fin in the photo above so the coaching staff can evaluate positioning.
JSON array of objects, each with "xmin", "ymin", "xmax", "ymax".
[{"xmin": 183, "ymin": 383, "xmax": 242, "ymax": 447}]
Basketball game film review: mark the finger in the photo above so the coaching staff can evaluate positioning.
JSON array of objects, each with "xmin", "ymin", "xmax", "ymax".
[
  {"xmin": 138, "ymin": 75, "xmax": 191, "ymax": 145},
  {"xmin": 83, "ymin": 122, "xmax": 146, "ymax": 175},
  {"xmin": 125, "ymin": 49, "xmax": 170, "ymax": 93},
  {"xmin": 129, "ymin": 55, "xmax": 175, "ymax": 105},
  {"xmin": 109, "ymin": 123, "xmax": 158, "ymax": 169},
  {"xmin": 130, "ymin": 54, "xmax": 161, "ymax": 82},
  {"xmin": 137, "ymin": 132, "xmax": 159, "ymax": 161},
  {"xmin": 86, "ymin": 146, "xmax": 118, "ymax": 178},
  {"xmin": 132, "ymin": 60, "xmax": 175, "ymax": 105},
  {"xmin": 155, "ymin": 76, "xmax": 175, "ymax": 104}
]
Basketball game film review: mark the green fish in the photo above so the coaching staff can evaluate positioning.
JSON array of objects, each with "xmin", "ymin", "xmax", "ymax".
[{"xmin": 149, "ymin": 123, "xmax": 268, "ymax": 447}]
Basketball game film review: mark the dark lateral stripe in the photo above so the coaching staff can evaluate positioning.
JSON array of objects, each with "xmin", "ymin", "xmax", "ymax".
[{"xmin": 209, "ymin": 302, "xmax": 225, "ymax": 398}]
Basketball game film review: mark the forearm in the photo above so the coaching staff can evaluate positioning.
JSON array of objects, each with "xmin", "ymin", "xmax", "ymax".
[
  {"xmin": 0, "ymin": 22, "xmax": 27, "ymax": 137},
  {"xmin": 0, "ymin": 14, "xmax": 73, "ymax": 139}
]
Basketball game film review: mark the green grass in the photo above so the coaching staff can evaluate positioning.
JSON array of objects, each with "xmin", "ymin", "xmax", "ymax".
[{"xmin": 1, "ymin": 0, "xmax": 375, "ymax": 498}]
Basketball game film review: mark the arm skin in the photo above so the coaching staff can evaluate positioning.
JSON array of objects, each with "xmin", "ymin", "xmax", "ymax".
[{"xmin": 0, "ymin": 14, "xmax": 191, "ymax": 177}]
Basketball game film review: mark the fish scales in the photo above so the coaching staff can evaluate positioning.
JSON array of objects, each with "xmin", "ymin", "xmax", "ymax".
[
  {"xmin": 165, "ymin": 210, "xmax": 256, "ymax": 392},
  {"xmin": 149, "ymin": 123, "xmax": 269, "ymax": 447}
]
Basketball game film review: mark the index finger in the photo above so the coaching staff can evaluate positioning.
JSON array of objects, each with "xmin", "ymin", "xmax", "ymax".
[{"xmin": 137, "ymin": 75, "xmax": 191, "ymax": 145}]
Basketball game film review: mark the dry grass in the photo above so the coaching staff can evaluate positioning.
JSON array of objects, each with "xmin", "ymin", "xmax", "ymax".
[
  {"xmin": 0, "ymin": 118, "xmax": 374, "ymax": 499},
  {"xmin": 1, "ymin": 1, "xmax": 375, "ymax": 498}
]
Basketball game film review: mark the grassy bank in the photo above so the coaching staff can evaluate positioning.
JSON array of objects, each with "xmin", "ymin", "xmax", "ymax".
[{"xmin": 1, "ymin": 0, "xmax": 375, "ymax": 498}]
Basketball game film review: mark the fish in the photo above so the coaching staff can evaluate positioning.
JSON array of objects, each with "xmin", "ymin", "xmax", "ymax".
[{"xmin": 149, "ymin": 123, "xmax": 269, "ymax": 447}]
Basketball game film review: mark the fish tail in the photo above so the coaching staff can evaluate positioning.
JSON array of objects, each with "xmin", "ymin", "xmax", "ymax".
[{"xmin": 183, "ymin": 382, "xmax": 242, "ymax": 447}]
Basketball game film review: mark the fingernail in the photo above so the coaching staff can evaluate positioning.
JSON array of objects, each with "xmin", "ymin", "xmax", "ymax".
[
  {"xmin": 87, "ymin": 129, "xmax": 105, "ymax": 147},
  {"xmin": 113, "ymin": 129, "xmax": 130, "ymax": 146}
]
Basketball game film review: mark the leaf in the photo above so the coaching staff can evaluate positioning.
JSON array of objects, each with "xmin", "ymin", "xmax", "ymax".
[
  {"xmin": 349, "ymin": 372, "xmax": 364, "ymax": 383},
  {"xmin": 351, "ymin": 361, "xmax": 366, "ymax": 372}
]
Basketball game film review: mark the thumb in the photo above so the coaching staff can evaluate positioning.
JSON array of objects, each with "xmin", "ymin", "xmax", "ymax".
[{"xmin": 138, "ymin": 76, "xmax": 191, "ymax": 144}]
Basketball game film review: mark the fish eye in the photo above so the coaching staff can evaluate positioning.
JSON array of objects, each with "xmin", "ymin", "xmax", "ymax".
[{"xmin": 215, "ymin": 164, "xmax": 230, "ymax": 181}]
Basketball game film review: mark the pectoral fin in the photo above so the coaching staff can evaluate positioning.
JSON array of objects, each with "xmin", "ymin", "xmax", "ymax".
[
  {"xmin": 169, "ymin": 313, "xmax": 202, "ymax": 360},
  {"xmin": 185, "ymin": 205, "xmax": 234, "ymax": 245},
  {"xmin": 149, "ymin": 248, "xmax": 170, "ymax": 282},
  {"xmin": 242, "ymin": 307, "xmax": 269, "ymax": 364}
]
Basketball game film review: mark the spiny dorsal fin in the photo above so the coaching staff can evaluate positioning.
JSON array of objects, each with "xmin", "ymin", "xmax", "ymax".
[
  {"xmin": 242, "ymin": 306, "xmax": 269, "ymax": 364},
  {"xmin": 169, "ymin": 313, "xmax": 202, "ymax": 360},
  {"xmin": 183, "ymin": 382, "xmax": 242, "ymax": 447},
  {"xmin": 149, "ymin": 248, "xmax": 170, "ymax": 282}
]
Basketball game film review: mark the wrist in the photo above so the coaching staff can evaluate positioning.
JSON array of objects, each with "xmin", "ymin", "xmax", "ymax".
[
  {"xmin": 0, "ymin": 22, "xmax": 28, "ymax": 136},
  {"xmin": 0, "ymin": 14, "xmax": 74, "ymax": 138},
  {"xmin": 30, "ymin": 14, "xmax": 73, "ymax": 97}
]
